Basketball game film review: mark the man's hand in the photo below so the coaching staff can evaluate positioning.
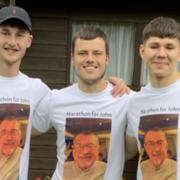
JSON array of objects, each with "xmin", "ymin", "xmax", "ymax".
[{"xmin": 108, "ymin": 76, "xmax": 130, "ymax": 97}]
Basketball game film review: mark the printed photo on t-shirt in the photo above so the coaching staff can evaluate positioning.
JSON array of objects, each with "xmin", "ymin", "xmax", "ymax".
[
  {"xmin": 63, "ymin": 117, "xmax": 111, "ymax": 180},
  {"xmin": 138, "ymin": 114, "xmax": 178, "ymax": 180},
  {"xmin": 0, "ymin": 103, "xmax": 30, "ymax": 180}
]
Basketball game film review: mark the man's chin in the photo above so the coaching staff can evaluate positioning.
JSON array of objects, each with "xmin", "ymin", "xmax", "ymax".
[
  {"xmin": 152, "ymin": 160, "xmax": 162, "ymax": 168},
  {"xmin": 79, "ymin": 162, "xmax": 94, "ymax": 170},
  {"xmin": 3, "ymin": 149, "xmax": 15, "ymax": 157}
]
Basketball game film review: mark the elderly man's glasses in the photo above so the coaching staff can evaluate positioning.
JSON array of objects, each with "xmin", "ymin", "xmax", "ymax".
[
  {"xmin": 74, "ymin": 143, "xmax": 97, "ymax": 150},
  {"xmin": 145, "ymin": 140, "xmax": 165, "ymax": 147},
  {"xmin": 0, "ymin": 129, "xmax": 19, "ymax": 137}
]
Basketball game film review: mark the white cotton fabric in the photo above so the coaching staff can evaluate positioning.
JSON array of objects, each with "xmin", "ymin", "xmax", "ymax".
[
  {"xmin": 0, "ymin": 72, "xmax": 50, "ymax": 180},
  {"xmin": 33, "ymin": 82, "xmax": 135, "ymax": 180},
  {"xmin": 127, "ymin": 79, "xmax": 180, "ymax": 180}
]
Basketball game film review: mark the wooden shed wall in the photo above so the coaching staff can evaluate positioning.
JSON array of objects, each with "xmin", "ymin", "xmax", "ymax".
[{"xmin": 21, "ymin": 12, "xmax": 71, "ymax": 89}]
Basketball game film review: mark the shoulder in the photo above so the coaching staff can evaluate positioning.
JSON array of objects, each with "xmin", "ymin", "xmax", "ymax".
[
  {"xmin": 140, "ymin": 159, "xmax": 152, "ymax": 172},
  {"xmin": 166, "ymin": 159, "xmax": 177, "ymax": 166},
  {"xmin": 64, "ymin": 161, "xmax": 75, "ymax": 168},
  {"xmin": 13, "ymin": 146, "xmax": 23, "ymax": 158},
  {"xmin": 51, "ymin": 84, "xmax": 76, "ymax": 97},
  {"xmin": 95, "ymin": 161, "xmax": 107, "ymax": 168},
  {"xmin": 20, "ymin": 72, "xmax": 49, "ymax": 89}
]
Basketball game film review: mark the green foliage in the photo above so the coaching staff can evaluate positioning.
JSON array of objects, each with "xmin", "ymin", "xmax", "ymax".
[
  {"xmin": 0, "ymin": 0, "xmax": 6, "ymax": 8},
  {"xmin": 44, "ymin": 176, "xmax": 51, "ymax": 180}
]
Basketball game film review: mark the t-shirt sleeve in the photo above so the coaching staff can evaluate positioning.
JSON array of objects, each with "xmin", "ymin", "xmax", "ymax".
[
  {"xmin": 126, "ymin": 101, "xmax": 136, "ymax": 137},
  {"xmin": 33, "ymin": 92, "xmax": 52, "ymax": 132}
]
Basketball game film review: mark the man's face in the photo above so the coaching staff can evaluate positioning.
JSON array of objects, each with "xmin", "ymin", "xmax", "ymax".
[
  {"xmin": 73, "ymin": 134, "xmax": 99, "ymax": 170},
  {"xmin": 72, "ymin": 37, "xmax": 109, "ymax": 86},
  {"xmin": 0, "ymin": 25, "xmax": 32, "ymax": 67},
  {"xmin": 144, "ymin": 130, "xmax": 168, "ymax": 168},
  {"xmin": 0, "ymin": 120, "xmax": 21, "ymax": 157},
  {"xmin": 140, "ymin": 37, "xmax": 180, "ymax": 82}
]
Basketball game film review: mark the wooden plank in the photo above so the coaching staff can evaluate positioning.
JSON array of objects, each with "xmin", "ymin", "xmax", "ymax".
[
  {"xmin": 29, "ymin": 158, "xmax": 57, "ymax": 169},
  {"xmin": 33, "ymin": 30, "xmax": 68, "ymax": 45},
  {"xmin": 21, "ymin": 57, "xmax": 67, "ymax": 71},
  {"xmin": 32, "ymin": 18, "xmax": 68, "ymax": 31},
  {"xmin": 131, "ymin": 23, "xmax": 145, "ymax": 87},
  {"xmin": 47, "ymin": 83, "xmax": 68, "ymax": 89},
  {"xmin": 31, "ymin": 134, "xmax": 57, "ymax": 146},
  {"xmin": 26, "ymin": 44, "xmax": 67, "ymax": 58},
  {"xmin": 30, "ymin": 146, "xmax": 56, "ymax": 158}
]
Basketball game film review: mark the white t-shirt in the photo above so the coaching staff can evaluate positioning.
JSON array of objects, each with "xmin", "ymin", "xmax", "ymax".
[
  {"xmin": 127, "ymin": 79, "xmax": 180, "ymax": 180},
  {"xmin": 0, "ymin": 72, "xmax": 50, "ymax": 180},
  {"xmin": 33, "ymin": 82, "xmax": 135, "ymax": 180}
]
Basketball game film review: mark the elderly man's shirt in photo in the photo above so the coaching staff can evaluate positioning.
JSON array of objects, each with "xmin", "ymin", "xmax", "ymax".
[
  {"xmin": 33, "ymin": 82, "xmax": 135, "ymax": 180},
  {"xmin": 127, "ymin": 79, "xmax": 180, "ymax": 180}
]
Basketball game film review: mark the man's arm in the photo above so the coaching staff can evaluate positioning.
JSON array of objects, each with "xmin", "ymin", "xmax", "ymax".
[
  {"xmin": 31, "ymin": 127, "xmax": 43, "ymax": 137},
  {"xmin": 108, "ymin": 76, "xmax": 130, "ymax": 97},
  {"xmin": 125, "ymin": 135, "xmax": 138, "ymax": 160}
]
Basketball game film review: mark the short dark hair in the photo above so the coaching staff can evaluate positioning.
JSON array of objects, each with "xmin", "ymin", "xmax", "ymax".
[
  {"xmin": 142, "ymin": 16, "xmax": 180, "ymax": 43},
  {"xmin": 71, "ymin": 25, "xmax": 109, "ymax": 54}
]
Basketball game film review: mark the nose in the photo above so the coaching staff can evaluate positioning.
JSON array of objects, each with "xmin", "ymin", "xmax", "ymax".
[
  {"xmin": 152, "ymin": 144, "xmax": 161, "ymax": 152},
  {"xmin": 81, "ymin": 147, "xmax": 91, "ymax": 154},
  {"xmin": 5, "ymin": 132, "xmax": 13, "ymax": 140},
  {"xmin": 157, "ymin": 47, "xmax": 167, "ymax": 58},
  {"xmin": 86, "ymin": 52, "xmax": 95, "ymax": 61},
  {"xmin": 7, "ymin": 35, "xmax": 17, "ymax": 46}
]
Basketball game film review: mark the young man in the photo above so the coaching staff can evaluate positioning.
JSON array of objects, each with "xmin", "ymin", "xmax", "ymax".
[
  {"xmin": 126, "ymin": 16, "xmax": 180, "ymax": 180},
  {"xmin": 0, "ymin": 5, "xmax": 50, "ymax": 180},
  {"xmin": 33, "ymin": 26, "xmax": 135, "ymax": 180}
]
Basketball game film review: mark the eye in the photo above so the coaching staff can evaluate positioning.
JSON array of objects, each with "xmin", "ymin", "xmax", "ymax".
[
  {"xmin": 0, "ymin": 31, "xmax": 9, "ymax": 36},
  {"xmin": 16, "ymin": 32, "xmax": 26, "ymax": 37},
  {"xmin": 150, "ymin": 45, "xmax": 159, "ymax": 49},
  {"xmin": 166, "ymin": 45, "xmax": 175, "ymax": 50},
  {"xmin": 93, "ymin": 51, "xmax": 104, "ymax": 56},
  {"xmin": 94, "ymin": 52, "xmax": 102, "ymax": 55},
  {"xmin": 78, "ymin": 52, "xmax": 87, "ymax": 55}
]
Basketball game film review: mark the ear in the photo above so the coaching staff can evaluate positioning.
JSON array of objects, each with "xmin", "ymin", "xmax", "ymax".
[
  {"xmin": 139, "ymin": 44, "xmax": 145, "ymax": 62},
  {"xmin": 106, "ymin": 54, "xmax": 110, "ymax": 65},
  {"xmin": 27, "ymin": 35, "xmax": 33, "ymax": 48}
]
